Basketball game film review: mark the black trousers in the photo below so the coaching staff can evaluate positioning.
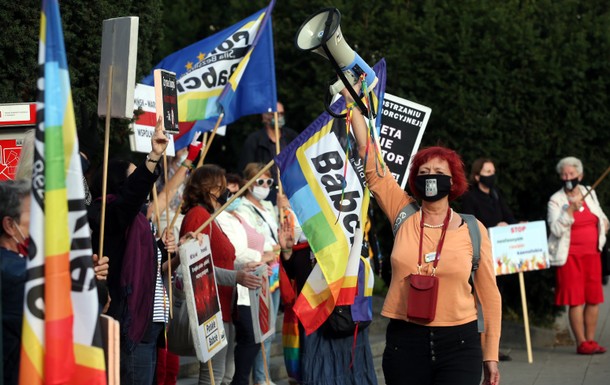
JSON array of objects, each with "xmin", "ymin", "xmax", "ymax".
[
  {"xmin": 382, "ymin": 319, "xmax": 482, "ymax": 385},
  {"xmin": 231, "ymin": 305, "xmax": 261, "ymax": 385}
]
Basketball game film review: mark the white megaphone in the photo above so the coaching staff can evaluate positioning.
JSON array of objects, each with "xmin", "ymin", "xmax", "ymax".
[{"xmin": 295, "ymin": 8, "xmax": 378, "ymax": 96}]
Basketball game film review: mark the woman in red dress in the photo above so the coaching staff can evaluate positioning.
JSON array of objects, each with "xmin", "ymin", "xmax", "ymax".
[{"xmin": 548, "ymin": 156, "xmax": 609, "ymax": 354}]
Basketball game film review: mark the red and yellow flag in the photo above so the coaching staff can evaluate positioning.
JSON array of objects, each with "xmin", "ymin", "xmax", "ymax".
[{"xmin": 19, "ymin": 1, "xmax": 106, "ymax": 384}]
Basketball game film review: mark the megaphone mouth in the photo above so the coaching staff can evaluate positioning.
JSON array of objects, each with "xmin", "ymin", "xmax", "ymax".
[{"xmin": 295, "ymin": 8, "xmax": 341, "ymax": 51}]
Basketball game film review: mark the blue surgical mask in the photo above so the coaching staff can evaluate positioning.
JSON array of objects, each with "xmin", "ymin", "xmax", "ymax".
[
  {"xmin": 226, "ymin": 197, "xmax": 243, "ymax": 212},
  {"xmin": 271, "ymin": 116, "xmax": 285, "ymax": 128}
]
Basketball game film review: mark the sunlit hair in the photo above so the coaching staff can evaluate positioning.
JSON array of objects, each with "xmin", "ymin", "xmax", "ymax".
[
  {"xmin": 469, "ymin": 157, "xmax": 494, "ymax": 184},
  {"xmin": 242, "ymin": 162, "xmax": 271, "ymax": 181},
  {"xmin": 242, "ymin": 162, "xmax": 272, "ymax": 193},
  {"xmin": 408, "ymin": 146, "xmax": 468, "ymax": 201},
  {"xmin": 182, "ymin": 164, "xmax": 226, "ymax": 213},
  {"xmin": 555, "ymin": 156, "xmax": 583, "ymax": 176}
]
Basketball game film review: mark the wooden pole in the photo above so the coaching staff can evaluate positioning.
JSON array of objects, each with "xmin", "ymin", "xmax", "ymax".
[
  {"xmin": 98, "ymin": 65, "xmax": 113, "ymax": 260},
  {"xmin": 273, "ymin": 111, "xmax": 283, "ymax": 197},
  {"xmin": 192, "ymin": 160, "xmax": 275, "ymax": 237},
  {"xmin": 151, "ymin": 185, "xmax": 162, "ymax": 232},
  {"xmin": 582, "ymin": 165, "xmax": 610, "ymax": 200},
  {"xmin": 518, "ymin": 271, "xmax": 533, "ymax": 363},
  {"xmin": 208, "ymin": 359, "xmax": 215, "ymax": 385},
  {"xmin": 260, "ymin": 342, "xmax": 270, "ymax": 385},
  {"xmin": 162, "ymin": 150, "xmax": 173, "ymax": 318},
  {"xmin": 198, "ymin": 114, "xmax": 224, "ymax": 167}
]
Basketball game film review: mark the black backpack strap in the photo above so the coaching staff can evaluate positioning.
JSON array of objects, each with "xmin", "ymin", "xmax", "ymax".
[
  {"xmin": 392, "ymin": 202, "xmax": 420, "ymax": 237},
  {"xmin": 459, "ymin": 213, "xmax": 484, "ymax": 333}
]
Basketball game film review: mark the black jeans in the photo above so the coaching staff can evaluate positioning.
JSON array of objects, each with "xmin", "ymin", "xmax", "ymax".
[
  {"xmin": 231, "ymin": 305, "xmax": 261, "ymax": 385},
  {"xmin": 382, "ymin": 319, "xmax": 482, "ymax": 385}
]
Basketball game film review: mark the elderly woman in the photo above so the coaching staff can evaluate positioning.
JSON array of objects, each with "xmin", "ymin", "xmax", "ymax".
[
  {"xmin": 547, "ymin": 156, "xmax": 609, "ymax": 355},
  {"xmin": 345, "ymin": 88, "xmax": 502, "ymax": 385}
]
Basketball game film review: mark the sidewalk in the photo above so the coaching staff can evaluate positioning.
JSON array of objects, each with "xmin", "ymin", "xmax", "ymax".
[
  {"xmin": 494, "ymin": 279, "xmax": 610, "ymax": 385},
  {"xmin": 178, "ymin": 280, "xmax": 610, "ymax": 385}
]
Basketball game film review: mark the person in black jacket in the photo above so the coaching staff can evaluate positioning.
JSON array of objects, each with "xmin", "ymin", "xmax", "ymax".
[
  {"xmin": 87, "ymin": 119, "xmax": 171, "ymax": 385},
  {"xmin": 238, "ymin": 102, "xmax": 298, "ymax": 205},
  {"xmin": 461, "ymin": 157, "xmax": 517, "ymax": 362},
  {"xmin": 461, "ymin": 158, "xmax": 517, "ymax": 228}
]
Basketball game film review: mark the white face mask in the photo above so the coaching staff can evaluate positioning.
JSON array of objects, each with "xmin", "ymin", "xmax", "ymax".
[{"xmin": 251, "ymin": 186, "xmax": 270, "ymax": 201}]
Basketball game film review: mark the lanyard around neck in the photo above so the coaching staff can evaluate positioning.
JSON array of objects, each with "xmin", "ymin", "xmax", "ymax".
[{"xmin": 417, "ymin": 207, "xmax": 451, "ymax": 276}]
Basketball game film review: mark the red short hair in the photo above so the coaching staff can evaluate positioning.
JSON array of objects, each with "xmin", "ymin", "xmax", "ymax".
[{"xmin": 407, "ymin": 146, "xmax": 468, "ymax": 201}]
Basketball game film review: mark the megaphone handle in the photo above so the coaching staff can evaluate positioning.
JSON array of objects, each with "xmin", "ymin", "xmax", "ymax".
[{"xmin": 321, "ymin": 44, "xmax": 370, "ymax": 116}]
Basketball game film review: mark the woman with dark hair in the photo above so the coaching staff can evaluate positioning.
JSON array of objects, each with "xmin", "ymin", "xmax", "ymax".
[
  {"xmin": 87, "ymin": 120, "xmax": 171, "ymax": 385},
  {"xmin": 345, "ymin": 87, "xmax": 502, "ymax": 385},
  {"xmin": 180, "ymin": 165, "xmax": 247, "ymax": 385},
  {"xmin": 461, "ymin": 158, "xmax": 517, "ymax": 229},
  {"xmin": 461, "ymin": 158, "xmax": 517, "ymax": 361}
]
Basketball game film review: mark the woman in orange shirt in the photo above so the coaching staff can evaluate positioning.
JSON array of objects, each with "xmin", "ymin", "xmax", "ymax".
[{"xmin": 345, "ymin": 87, "xmax": 502, "ymax": 385}]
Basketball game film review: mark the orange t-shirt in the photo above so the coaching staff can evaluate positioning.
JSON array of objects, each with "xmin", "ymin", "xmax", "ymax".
[{"xmin": 366, "ymin": 157, "xmax": 502, "ymax": 362}]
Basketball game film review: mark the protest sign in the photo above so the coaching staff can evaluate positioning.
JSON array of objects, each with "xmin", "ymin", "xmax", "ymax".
[
  {"xmin": 154, "ymin": 69, "xmax": 180, "ymax": 134},
  {"xmin": 0, "ymin": 138, "xmax": 23, "ymax": 180},
  {"xmin": 489, "ymin": 220, "xmax": 550, "ymax": 275},
  {"xmin": 379, "ymin": 93, "xmax": 431, "ymax": 189},
  {"xmin": 129, "ymin": 84, "xmax": 176, "ymax": 156},
  {"xmin": 249, "ymin": 264, "xmax": 275, "ymax": 343},
  {"xmin": 178, "ymin": 236, "xmax": 227, "ymax": 362}
]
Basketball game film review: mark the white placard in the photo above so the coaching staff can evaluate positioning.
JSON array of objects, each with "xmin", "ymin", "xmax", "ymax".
[
  {"xmin": 128, "ymin": 84, "xmax": 175, "ymax": 156},
  {"xmin": 178, "ymin": 236, "xmax": 227, "ymax": 362},
  {"xmin": 248, "ymin": 264, "xmax": 275, "ymax": 343},
  {"xmin": 489, "ymin": 221, "xmax": 550, "ymax": 275}
]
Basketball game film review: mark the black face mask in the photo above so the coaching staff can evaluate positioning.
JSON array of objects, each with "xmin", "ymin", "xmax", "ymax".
[
  {"xmin": 478, "ymin": 174, "xmax": 496, "ymax": 189},
  {"xmin": 216, "ymin": 189, "xmax": 231, "ymax": 205},
  {"xmin": 564, "ymin": 177, "xmax": 579, "ymax": 191},
  {"xmin": 414, "ymin": 174, "xmax": 452, "ymax": 202}
]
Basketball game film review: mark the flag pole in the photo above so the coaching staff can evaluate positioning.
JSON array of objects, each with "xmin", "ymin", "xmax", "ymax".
[
  {"xmin": 198, "ymin": 113, "xmax": 224, "ymax": 167},
  {"xmin": 192, "ymin": 160, "xmax": 275, "ymax": 237},
  {"xmin": 166, "ymin": 115, "xmax": 222, "ymax": 236},
  {"xmin": 99, "ymin": 64, "xmax": 113, "ymax": 260},
  {"xmin": 582, "ymin": 165, "xmax": 610, "ymax": 200},
  {"xmin": 162, "ymin": 150, "xmax": 173, "ymax": 318}
]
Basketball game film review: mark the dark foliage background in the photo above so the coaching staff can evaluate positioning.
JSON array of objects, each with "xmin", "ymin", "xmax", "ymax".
[{"xmin": 3, "ymin": 0, "xmax": 610, "ymax": 326}]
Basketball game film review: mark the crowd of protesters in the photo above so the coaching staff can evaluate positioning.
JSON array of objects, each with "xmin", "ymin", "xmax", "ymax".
[{"xmin": 1, "ymin": 91, "xmax": 608, "ymax": 385}]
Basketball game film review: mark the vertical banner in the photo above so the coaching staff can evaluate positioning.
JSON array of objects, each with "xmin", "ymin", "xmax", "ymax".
[
  {"xmin": 153, "ymin": 70, "xmax": 180, "ymax": 134},
  {"xmin": 378, "ymin": 93, "xmax": 431, "ymax": 189},
  {"xmin": 249, "ymin": 264, "xmax": 275, "ymax": 343},
  {"xmin": 20, "ymin": 1, "xmax": 106, "ymax": 384},
  {"xmin": 178, "ymin": 236, "xmax": 227, "ymax": 362}
]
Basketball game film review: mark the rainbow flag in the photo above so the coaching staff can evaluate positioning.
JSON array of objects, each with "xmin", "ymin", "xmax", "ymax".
[
  {"xmin": 142, "ymin": 0, "xmax": 277, "ymax": 150},
  {"xmin": 274, "ymin": 60, "xmax": 386, "ymax": 334},
  {"xmin": 19, "ymin": 1, "xmax": 106, "ymax": 384}
]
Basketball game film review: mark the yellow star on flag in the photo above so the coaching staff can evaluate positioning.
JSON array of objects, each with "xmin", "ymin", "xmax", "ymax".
[
  {"xmin": 197, "ymin": 52, "xmax": 205, "ymax": 62},
  {"xmin": 185, "ymin": 61, "xmax": 193, "ymax": 71}
]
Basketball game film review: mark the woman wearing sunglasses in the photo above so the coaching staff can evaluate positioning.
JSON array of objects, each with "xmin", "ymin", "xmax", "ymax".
[{"xmin": 236, "ymin": 162, "xmax": 282, "ymax": 385}]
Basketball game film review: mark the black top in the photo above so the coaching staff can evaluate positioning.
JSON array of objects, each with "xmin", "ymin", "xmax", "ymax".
[
  {"xmin": 281, "ymin": 244, "xmax": 314, "ymax": 294},
  {"xmin": 1, "ymin": 247, "xmax": 26, "ymax": 385},
  {"xmin": 461, "ymin": 185, "xmax": 517, "ymax": 228},
  {"xmin": 87, "ymin": 161, "xmax": 160, "ymax": 319},
  {"xmin": 238, "ymin": 126, "xmax": 299, "ymax": 204}
]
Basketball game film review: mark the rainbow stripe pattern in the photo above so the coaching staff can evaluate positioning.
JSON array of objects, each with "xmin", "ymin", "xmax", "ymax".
[{"xmin": 19, "ymin": 1, "xmax": 106, "ymax": 384}]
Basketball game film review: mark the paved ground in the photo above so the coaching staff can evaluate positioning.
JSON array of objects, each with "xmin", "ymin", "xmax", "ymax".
[{"xmin": 178, "ymin": 281, "xmax": 610, "ymax": 385}]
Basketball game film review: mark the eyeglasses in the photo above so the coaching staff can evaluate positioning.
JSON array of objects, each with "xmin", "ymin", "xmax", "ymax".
[{"xmin": 255, "ymin": 178, "xmax": 274, "ymax": 187}]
